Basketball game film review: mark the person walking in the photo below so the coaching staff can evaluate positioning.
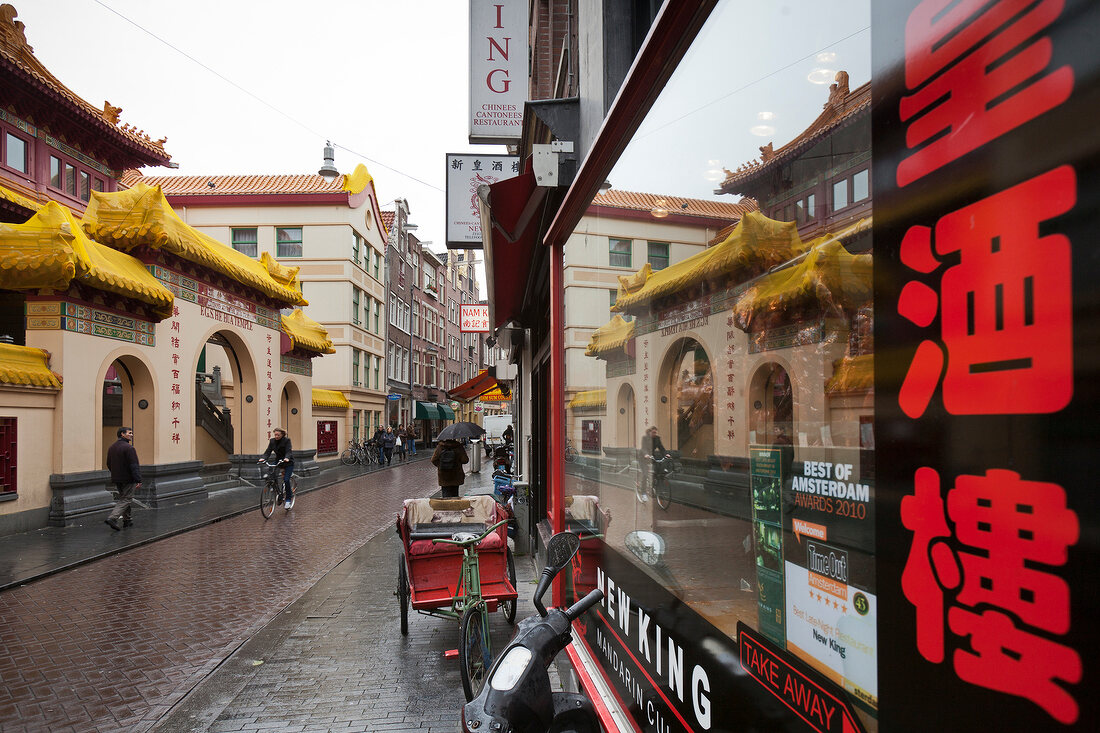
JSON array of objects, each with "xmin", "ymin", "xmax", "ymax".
[
  {"xmin": 259, "ymin": 428, "xmax": 295, "ymax": 509},
  {"xmin": 395, "ymin": 425, "xmax": 407, "ymax": 462},
  {"xmin": 105, "ymin": 426, "xmax": 142, "ymax": 530},
  {"xmin": 380, "ymin": 426, "xmax": 397, "ymax": 466},
  {"xmin": 406, "ymin": 424, "xmax": 417, "ymax": 456},
  {"xmin": 431, "ymin": 437, "xmax": 469, "ymax": 498}
]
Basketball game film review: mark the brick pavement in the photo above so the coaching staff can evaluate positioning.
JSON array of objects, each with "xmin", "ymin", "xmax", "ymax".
[
  {"xmin": 0, "ymin": 459, "xmax": 499, "ymax": 732},
  {"xmin": 152, "ymin": 522, "xmax": 537, "ymax": 733}
]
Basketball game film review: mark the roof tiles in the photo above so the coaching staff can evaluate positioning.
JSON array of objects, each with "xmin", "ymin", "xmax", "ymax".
[
  {"xmin": 141, "ymin": 174, "xmax": 346, "ymax": 196},
  {"xmin": 592, "ymin": 189, "xmax": 755, "ymax": 222}
]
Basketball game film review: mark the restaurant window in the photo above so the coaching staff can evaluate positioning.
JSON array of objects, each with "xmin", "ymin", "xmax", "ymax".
[
  {"xmin": 563, "ymin": 3, "xmax": 877, "ymax": 732},
  {"xmin": 229, "ymin": 228, "xmax": 258, "ymax": 256},
  {"xmin": 608, "ymin": 237, "xmax": 632, "ymax": 267},
  {"xmin": 4, "ymin": 132, "xmax": 27, "ymax": 173},
  {"xmin": 276, "ymin": 226, "xmax": 303, "ymax": 258},
  {"xmin": 647, "ymin": 241, "xmax": 670, "ymax": 270}
]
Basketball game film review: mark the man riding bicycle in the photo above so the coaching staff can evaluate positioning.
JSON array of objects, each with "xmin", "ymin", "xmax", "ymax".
[
  {"xmin": 259, "ymin": 428, "xmax": 295, "ymax": 509},
  {"xmin": 640, "ymin": 426, "xmax": 668, "ymax": 502}
]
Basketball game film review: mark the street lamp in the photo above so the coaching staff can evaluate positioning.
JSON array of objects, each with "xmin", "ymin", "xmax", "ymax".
[{"xmin": 318, "ymin": 141, "xmax": 339, "ymax": 180}]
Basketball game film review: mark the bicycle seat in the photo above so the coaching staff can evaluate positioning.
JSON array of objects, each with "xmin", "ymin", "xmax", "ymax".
[{"xmin": 451, "ymin": 531, "xmax": 480, "ymax": 543}]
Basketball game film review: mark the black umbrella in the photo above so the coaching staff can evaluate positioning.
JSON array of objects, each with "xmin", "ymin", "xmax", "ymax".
[{"xmin": 436, "ymin": 421, "xmax": 486, "ymax": 441}]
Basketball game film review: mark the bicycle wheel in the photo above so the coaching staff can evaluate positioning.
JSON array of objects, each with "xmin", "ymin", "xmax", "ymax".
[
  {"xmin": 285, "ymin": 475, "xmax": 300, "ymax": 509},
  {"xmin": 635, "ymin": 467, "xmax": 650, "ymax": 504},
  {"xmin": 459, "ymin": 605, "xmax": 492, "ymax": 701},
  {"xmin": 503, "ymin": 548, "xmax": 518, "ymax": 624},
  {"xmin": 340, "ymin": 448, "xmax": 356, "ymax": 466},
  {"xmin": 397, "ymin": 555, "xmax": 409, "ymax": 636},
  {"xmin": 260, "ymin": 480, "xmax": 278, "ymax": 518},
  {"xmin": 655, "ymin": 473, "xmax": 672, "ymax": 510}
]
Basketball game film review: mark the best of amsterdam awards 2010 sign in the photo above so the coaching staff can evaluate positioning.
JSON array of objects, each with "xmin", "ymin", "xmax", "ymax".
[{"xmin": 469, "ymin": 0, "xmax": 527, "ymax": 143}]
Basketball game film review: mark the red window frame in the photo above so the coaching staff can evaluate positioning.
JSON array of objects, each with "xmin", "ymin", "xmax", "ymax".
[{"xmin": 0, "ymin": 417, "xmax": 16, "ymax": 496}]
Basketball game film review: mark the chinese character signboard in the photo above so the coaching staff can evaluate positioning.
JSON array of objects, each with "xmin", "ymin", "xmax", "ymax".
[
  {"xmin": 469, "ymin": 0, "xmax": 527, "ymax": 143},
  {"xmin": 447, "ymin": 153, "xmax": 519, "ymax": 247},
  {"xmin": 460, "ymin": 303, "xmax": 490, "ymax": 333},
  {"xmin": 872, "ymin": 0, "xmax": 1099, "ymax": 729}
]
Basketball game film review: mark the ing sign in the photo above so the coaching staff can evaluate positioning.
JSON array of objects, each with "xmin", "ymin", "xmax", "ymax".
[{"xmin": 469, "ymin": 0, "xmax": 527, "ymax": 143}]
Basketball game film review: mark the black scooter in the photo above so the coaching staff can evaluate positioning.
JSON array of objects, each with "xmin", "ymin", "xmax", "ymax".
[{"xmin": 461, "ymin": 532, "xmax": 605, "ymax": 733}]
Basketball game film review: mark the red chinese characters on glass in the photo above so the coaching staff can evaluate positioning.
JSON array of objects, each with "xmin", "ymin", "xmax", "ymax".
[
  {"xmin": 897, "ymin": 0, "xmax": 1073, "ymax": 186},
  {"xmin": 901, "ymin": 467, "xmax": 1081, "ymax": 723},
  {"xmin": 897, "ymin": 166, "xmax": 1075, "ymax": 418}
]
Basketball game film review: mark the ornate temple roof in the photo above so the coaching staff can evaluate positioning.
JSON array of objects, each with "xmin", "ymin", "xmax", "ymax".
[
  {"xmin": 81, "ymin": 183, "xmax": 308, "ymax": 307},
  {"xmin": 584, "ymin": 315, "xmax": 635, "ymax": 357},
  {"xmin": 0, "ymin": 343, "xmax": 62, "ymax": 389},
  {"xmin": 281, "ymin": 309, "xmax": 335, "ymax": 354},
  {"xmin": 0, "ymin": 201, "xmax": 174, "ymax": 319},
  {"xmin": 0, "ymin": 4, "xmax": 171, "ymax": 168},
  {"xmin": 312, "ymin": 388, "xmax": 351, "ymax": 409},
  {"xmin": 717, "ymin": 72, "xmax": 871, "ymax": 195}
]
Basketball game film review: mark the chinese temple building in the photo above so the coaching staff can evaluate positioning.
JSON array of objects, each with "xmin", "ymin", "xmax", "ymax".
[{"xmin": 0, "ymin": 4, "xmax": 333, "ymax": 535}]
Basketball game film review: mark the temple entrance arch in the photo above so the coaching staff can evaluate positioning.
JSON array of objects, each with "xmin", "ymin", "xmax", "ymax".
[
  {"xmin": 749, "ymin": 362, "xmax": 794, "ymax": 447},
  {"xmin": 99, "ymin": 353, "xmax": 156, "ymax": 468},
  {"xmin": 616, "ymin": 383, "xmax": 636, "ymax": 451},
  {"xmin": 191, "ymin": 327, "xmax": 259, "ymax": 461},
  {"xmin": 280, "ymin": 381, "xmax": 303, "ymax": 445},
  {"xmin": 658, "ymin": 336, "xmax": 714, "ymax": 458}
]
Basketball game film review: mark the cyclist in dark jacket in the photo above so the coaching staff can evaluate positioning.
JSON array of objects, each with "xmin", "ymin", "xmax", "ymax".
[
  {"xmin": 260, "ymin": 428, "xmax": 295, "ymax": 509},
  {"xmin": 105, "ymin": 426, "xmax": 141, "ymax": 530}
]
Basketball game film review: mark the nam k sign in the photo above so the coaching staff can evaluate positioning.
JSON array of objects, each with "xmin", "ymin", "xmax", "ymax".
[
  {"xmin": 460, "ymin": 304, "xmax": 490, "ymax": 333},
  {"xmin": 469, "ymin": 0, "xmax": 527, "ymax": 143}
]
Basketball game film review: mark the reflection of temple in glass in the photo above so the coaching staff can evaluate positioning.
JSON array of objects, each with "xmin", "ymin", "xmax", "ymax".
[{"xmin": 581, "ymin": 72, "xmax": 873, "ymax": 469}]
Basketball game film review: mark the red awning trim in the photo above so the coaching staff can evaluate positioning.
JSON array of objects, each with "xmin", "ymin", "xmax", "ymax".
[
  {"xmin": 449, "ymin": 370, "xmax": 500, "ymax": 402},
  {"xmin": 482, "ymin": 159, "xmax": 547, "ymax": 330}
]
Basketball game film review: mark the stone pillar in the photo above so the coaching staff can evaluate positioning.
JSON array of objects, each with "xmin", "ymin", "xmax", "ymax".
[{"xmin": 135, "ymin": 460, "xmax": 206, "ymax": 507}]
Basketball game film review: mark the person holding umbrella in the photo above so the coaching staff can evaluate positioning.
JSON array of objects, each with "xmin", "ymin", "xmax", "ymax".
[{"xmin": 432, "ymin": 422, "xmax": 483, "ymax": 498}]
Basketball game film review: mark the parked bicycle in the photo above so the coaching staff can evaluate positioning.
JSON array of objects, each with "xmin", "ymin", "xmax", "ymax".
[
  {"xmin": 339, "ymin": 439, "xmax": 380, "ymax": 466},
  {"xmin": 563, "ymin": 439, "xmax": 576, "ymax": 463},
  {"xmin": 259, "ymin": 458, "xmax": 298, "ymax": 519}
]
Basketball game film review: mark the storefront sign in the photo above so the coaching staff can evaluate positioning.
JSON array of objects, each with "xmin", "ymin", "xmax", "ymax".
[
  {"xmin": 873, "ymin": 0, "xmax": 1097, "ymax": 728},
  {"xmin": 750, "ymin": 447, "xmax": 786, "ymax": 646},
  {"xmin": 738, "ymin": 624, "xmax": 865, "ymax": 733},
  {"xmin": 387, "ymin": 394, "xmax": 401, "ymax": 401},
  {"xmin": 460, "ymin": 303, "xmax": 491, "ymax": 332},
  {"xmin": 446, "ymin": 153, "xmax": 520, "ymax": 247},
  {"xmin": 468, "ymin": 0, "xmax": 527, "ymax": 143}
]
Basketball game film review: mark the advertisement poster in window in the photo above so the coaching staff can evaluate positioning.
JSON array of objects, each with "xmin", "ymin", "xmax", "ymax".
[{"xmin": 872, "ymin": 0, "xmax": 1099, "ymax": 730}]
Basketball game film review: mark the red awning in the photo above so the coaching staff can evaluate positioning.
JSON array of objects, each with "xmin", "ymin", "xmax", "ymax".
[
  {"xmin": 449, "ymin": 370, "xmax": 500, "ymax": 402},
  {"xmin": 481, "ymin": 158, "xmax": 547, "ymax": 330}
]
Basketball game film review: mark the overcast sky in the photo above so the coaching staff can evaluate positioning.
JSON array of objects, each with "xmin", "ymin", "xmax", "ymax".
[{"xmin": 14, "ymin": 0, "xmax": 505, "ymax": 256}]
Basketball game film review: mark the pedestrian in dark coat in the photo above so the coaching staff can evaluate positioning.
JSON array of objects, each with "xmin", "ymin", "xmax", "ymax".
[
  {"xmin": 431, "ymin": 438, "xmax": 469, "ymax": 498},
  {"xmin": 395, "ymin": 425, "xmax": 408, "ymax": 462},
  {"xmin": 380, "ymin": 426, "xmax": 397, "ymax": 465},
  {"xmin": 105, "ymin": 426, "xmax": 142, "ymax": 530}
]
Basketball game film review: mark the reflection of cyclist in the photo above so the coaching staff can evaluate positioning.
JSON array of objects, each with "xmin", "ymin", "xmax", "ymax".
[
  {"xmin": 259, "ymin": 428, "xmax": 295, "ymax": 509},
  {"xmin": 640, "ymin": 426, "xmax": 667, "ymax": 499}
]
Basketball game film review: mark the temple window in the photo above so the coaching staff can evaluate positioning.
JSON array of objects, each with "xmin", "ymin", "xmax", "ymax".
[
  {"xmin": 3, "ymin": 132, "xmax": 28, "ymax": 173},
  {"xmin": 832, "ymin": 178, "xmax": 848, "ymax": 211}
]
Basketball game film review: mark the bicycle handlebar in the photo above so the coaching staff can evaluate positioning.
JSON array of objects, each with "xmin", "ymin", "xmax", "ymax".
[{"xmin": 431, "ymin": 518, "xmax": 509, "ymax": 547}]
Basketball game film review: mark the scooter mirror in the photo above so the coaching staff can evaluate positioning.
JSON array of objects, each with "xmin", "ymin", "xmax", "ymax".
[
  {"xmin": 546, "ymin": 532, "xmax": 581, "ymax": 574},
  {"xmin": 533, "ymin": 532, "xmax": 582, "ymax": 616}
]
